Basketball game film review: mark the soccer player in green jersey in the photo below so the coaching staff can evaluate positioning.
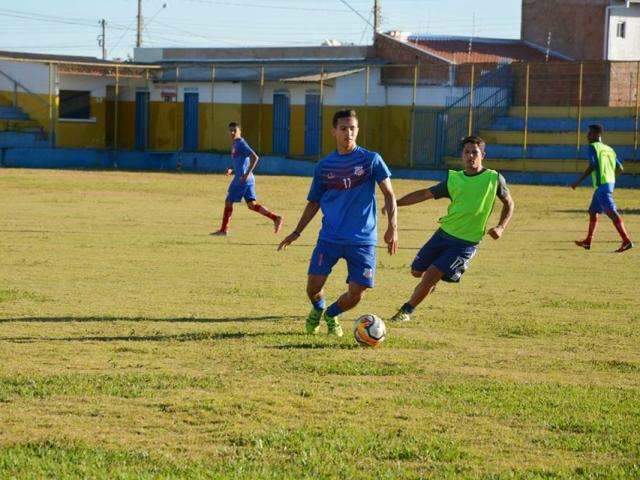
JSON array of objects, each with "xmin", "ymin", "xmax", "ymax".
[
  {"xmin": 571, "ymin": 124, "xmax": 633, "ymax": 252},
  {"xmin": 387, "ymin": 136, "xmax": 514, "ymax": 322}
]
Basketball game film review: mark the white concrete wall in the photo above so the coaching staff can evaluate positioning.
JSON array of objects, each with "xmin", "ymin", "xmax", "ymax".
[
  {"xmin": 0, "ymin": 60, "xmax": 50, "ymax": 94},
  {"xmin": 607, "ymin": 6, "xmax": 640, "ymax": 60}
]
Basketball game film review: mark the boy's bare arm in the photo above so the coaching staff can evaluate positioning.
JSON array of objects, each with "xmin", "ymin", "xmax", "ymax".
[
  {"xmin": 488, "ymin": 192, "xmax": 514, "ymax": 240},
  {"xmin": 278, "ymin": 201, "xmax": 320, "ymax": 251},
  {"xmin": 384, "ymin": 189, "xmax": 434, "ymax": 213},
  {"xmin": 571, "ymin": 165, "xmax": 594, "ymax": 189}
]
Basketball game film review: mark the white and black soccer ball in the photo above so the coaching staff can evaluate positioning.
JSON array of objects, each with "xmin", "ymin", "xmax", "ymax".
[{"xmin": 353, "ymin": 314, "xmax": 386, "ymax": 347}]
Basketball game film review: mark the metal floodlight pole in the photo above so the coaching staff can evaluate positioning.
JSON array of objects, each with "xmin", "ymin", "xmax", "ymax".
[
  {"xmin": 634, "ymin": 61, "xmax": 640, "ymax": 161},
  {"xmin": 114, "ymin": 65, "xmax": 120, "ymax": 150},
  {"xmin": 409, "ymin": 63, "xmax": 418, "ymax": 167},
  {"xmin": 136, "ymin": 0, "xmax": 143, "ymax": 48},
  {"xmin": 259, "ymin": 65, "xmax": 265, "ymax": 154},
  {"xmin": 210, "ymin": 65, "xmax": 216, "ymax": 151},
  {"xmin": 467, "ymin": 64, "xmax": 476, "ymax": 136}
]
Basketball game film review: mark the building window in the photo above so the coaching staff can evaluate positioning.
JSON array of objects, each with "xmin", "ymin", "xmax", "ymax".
[
  {"xmin": 616, "ymin": 21, "xmax": 626, "ymax": 39},
  {"xmin": 59, "ymin": 90, "xmax": 91, "ymax": 119}
]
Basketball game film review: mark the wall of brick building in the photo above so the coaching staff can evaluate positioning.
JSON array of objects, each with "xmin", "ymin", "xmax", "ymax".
[
  {"xmin": 510, "ymin": 61, "xmax": 639, "ymax": 107},
  {"xmin": 521, "ymin": 0, "xmax": 608, "ymax": 61},
  {"xmin": 609, "ymin": 62, "xmax": 640, "ymax": 106},
  {"xmin": 374, "ymin": 33, "xmax": 451, "ymax": 85}
]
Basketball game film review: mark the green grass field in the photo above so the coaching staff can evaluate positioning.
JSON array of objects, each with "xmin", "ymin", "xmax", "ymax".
[{"xmin": 1, "ymin": 168, "xmax": 639, "ymax": 479}]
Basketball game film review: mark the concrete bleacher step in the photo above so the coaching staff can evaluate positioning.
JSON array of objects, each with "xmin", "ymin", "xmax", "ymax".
[
  {"xmin": 487, "ymin": 144, "xmax": 637, "ymax": 160},
  {"xmin": 0, "ymin": 105, "xmax": 30, "ymax": 120},
  {"xmin": 490, "ymin": 116, "xmax": 637, "ymax": 132},
  {"xmin": 480, "ymin": 130, "xmax": 636, "ymax": 146},
  {"xmin": 0, "ymin": 131, "xmax": 48, "ymax": 148},
  {"xmin": 444, "ymin": 156, "xmax": 640, "ymax": 174}
]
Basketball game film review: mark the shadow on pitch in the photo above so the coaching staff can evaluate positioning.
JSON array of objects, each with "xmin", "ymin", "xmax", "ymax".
[
  {"xmin": 269, "ymin": 342, "xmax": 360, "ymax": 350},
  {"xmin": 2, "ymin": 331, "xmax": 271, "ymax": 344},
  {"xmin": 0, "ymin": 315, "xmax": 296, "ymax": 324}
]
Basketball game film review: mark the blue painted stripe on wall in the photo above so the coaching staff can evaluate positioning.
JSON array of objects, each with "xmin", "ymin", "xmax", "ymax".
[{"xmin": 2, "ymin": 147, "xmax": 639, "ymax": 188}]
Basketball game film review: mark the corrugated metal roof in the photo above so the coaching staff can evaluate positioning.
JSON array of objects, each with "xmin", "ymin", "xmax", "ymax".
[
  {"xmin": 405, "ymin": 36, "xmax": 567, "ymax": 64},
  {"xmin": 159, "ymin": 64, "xmax": 378, "ymax": 83}
]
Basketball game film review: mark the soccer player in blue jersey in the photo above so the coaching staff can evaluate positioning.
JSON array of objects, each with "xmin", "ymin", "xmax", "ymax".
[
  {"xmin": 211, "ymin": 122, "xmax": 283, "ymax": 236},
  {"xmin": 278, "ymin": 109, "xmax": 398, "ymax": 336},
  {"xmin": 571, "ymin": 124, "xmax": 633, "ymax": 252},
  {"xmin": 387, "ymin": 136, "xmax": 514, "ymax": 323}
]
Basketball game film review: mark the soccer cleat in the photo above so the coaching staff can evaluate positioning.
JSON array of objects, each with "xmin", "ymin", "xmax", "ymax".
[
  {"xmin": 324, "ymin": 313, "xmax": 343, "ymax": 337},
  {"xmin": 389, "ymin": 309, "xmax": 411, "ymax": 323},
  {"xmin": 210, "ymin": 230, "xmax": 228, "ymax": 236},
  {"xmin": 274, "ymin": 216, "xmax": 284, "ymax": 234},
  {"xmin": 615, "ymin": 241, "xmax": 633, "ymax": 253},
  {"xmin": 305, "ymin": 308, "xmax": 322, "ymax": 335},
  {"xmin": 574, "ymin": 239, "xmax": 591, "ymax": 250}
]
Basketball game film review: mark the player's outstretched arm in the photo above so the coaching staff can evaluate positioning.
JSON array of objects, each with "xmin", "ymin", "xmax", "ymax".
[
  {"xmin": 382, "ymin": 188, "xmax": 433, "ymax": 214},
  {"xmin": 571, "ymin": 166, "xmax": 593, "ymax": 189},
  {"xmin": 488, "ymin": 192, "xmax": 514, "ymax": 240},
  {"xmin": 378, "ymin": 178, "xmax": 398, "ymax": 255},
  {"xmin": 278, "ymin": 201, "xmax": 320, "ymax": 251}
]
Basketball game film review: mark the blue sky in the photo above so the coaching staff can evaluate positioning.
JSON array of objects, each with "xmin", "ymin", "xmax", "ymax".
[{"xmin": 0, "ymin": 0, "xmax": 522, "ymax": 60}]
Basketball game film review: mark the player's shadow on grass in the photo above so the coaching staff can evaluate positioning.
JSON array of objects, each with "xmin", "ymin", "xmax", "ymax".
[
  {"xmin": 2, "ymin": 331, "xmax": 268, "ymax": 343},
  {"xmin": 0, "ymin": 315, "xmax": 296, "ymax": 324},
  {"xmin": 269, "ymin": 342, "xmax": 360, "ymax": 350},
  {"xmin": 556, "ymin": 209, "xmax": 640, "ymax": 215}
]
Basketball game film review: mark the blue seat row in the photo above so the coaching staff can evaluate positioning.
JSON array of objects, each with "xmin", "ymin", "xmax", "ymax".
[{"xmin": 490, "ymin": 116, "xmax": 637, "ymax": 132}]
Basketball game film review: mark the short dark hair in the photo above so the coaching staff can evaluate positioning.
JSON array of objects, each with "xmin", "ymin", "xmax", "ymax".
[
  {"xmin": 588, "ymin": 124, "xmax": 604, "ymax": 136},
  {"xmin": 228, "ymin": 122, "xmax": 240, "ymax": 129},
  {"xmin": 332, "ymin": 109, "xmax": 358, "ymax": 127},
  {"xmin": 460, "ymin": 135, "xmax": 486, "ymax": 152}
]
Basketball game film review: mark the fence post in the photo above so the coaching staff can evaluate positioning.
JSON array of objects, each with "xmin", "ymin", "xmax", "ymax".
[
  {"xmin": 409, "ymin": 64, "xmax": 418, "ymax": 167},
  {"xmin": 634, "ymin": 61, "xmax": 640, "ymax": 161},
  {"xmin": 174, "ymin": 66, "xmax": 179, "ymax": 151},
  {"xmin": 48, "ymin": 62, "xmax": 54, "ymax": 148},
  {"xmin": 114, "ymin": 66, "xmax": 120, "ymax": 150},
  {"xmin": 210, "ymin": 65, "xmax": 216, "ymax": 151},
  {"xmin": 318, "ymin": 65, "xmax": 324, "ymax": 160},
  {"xmin": 467, "ymin": 64, "xmax": 476, "ymax": 136},
  {"xmin": 364, "ymin": 65, "xmax": 370, "ymax": 148},
  {"xmin": 576, "ymin": 62, "xmax": 584, "ymax": 172},
  {"xmin": 259, "ymin": 65, "xmax": 265, "ymax": 154},
  {"xmin": 523, "ymin": 63, "xmax": 530, "ymax": 172}
]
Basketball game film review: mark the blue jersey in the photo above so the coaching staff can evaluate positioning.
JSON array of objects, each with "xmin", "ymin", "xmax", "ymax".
[
  {"xmin": 307, "ymin": 146, "xmax": 391, "ymax": 245},
  {"xmin": 231, "ymin": 138, "xmax": 255, "ymax": 185}
]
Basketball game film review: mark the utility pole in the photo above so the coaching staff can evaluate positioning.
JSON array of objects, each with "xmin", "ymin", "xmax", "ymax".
[
  {"xmin": 99, "ymin": 19, "xmax": 106, "ymax": 60},
  {"xmin": 136, "ymin": 0, "xmax": 143, "ymax": 48},
  {"xmin": 373, "ymin": 0, "xmax": 381, "ymax": 34}
]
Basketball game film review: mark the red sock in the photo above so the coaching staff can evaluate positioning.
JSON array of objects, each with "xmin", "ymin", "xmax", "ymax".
[
  {"xmin": 249, "ymin": 203, "xmax": 278, "ymax": 221},
  {"xmin": 585, "ymin": 213, "xmax": 598, "ymax": 243},
  {"xmin": 612, "ymin": 216, "xmax": 631, "ymax": 243},
  {"xmin": 220, "ymin": 204, "xmax": 233, "ymax": 232}
]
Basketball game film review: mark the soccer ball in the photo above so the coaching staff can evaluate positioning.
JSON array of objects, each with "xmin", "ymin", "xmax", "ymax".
[{"xmin": 353, "ymin": 314, "xmax": 386, "ymax": 347}]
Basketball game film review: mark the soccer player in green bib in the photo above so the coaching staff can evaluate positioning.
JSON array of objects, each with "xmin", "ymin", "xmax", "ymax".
[
  {"xmin": 388, "ymin": 136, "xmax": 514, "ymax": 322},
  {"xmin": 571, "ymin": 124, "xmax": 633, "ymax": 252}
]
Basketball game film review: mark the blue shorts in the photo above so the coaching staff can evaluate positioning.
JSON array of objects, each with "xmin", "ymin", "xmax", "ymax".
[
  {"xmin": 308, "ymin": 240, "xmax": 377, "ymax": 288},
  {"xmin": 226, "ymin": 181, "xmax": 257, "ymax": 203},
  {"xmin": 589, "ymin": 185, "xmax": 617, "ymax": 215},
  {"xmin": 411, "ymin": 229, "xmax": 478, "ymax": 283}
]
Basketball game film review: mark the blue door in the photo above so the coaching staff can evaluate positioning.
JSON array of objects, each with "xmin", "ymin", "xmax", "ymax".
[
  {"xmin": 183, "ymin": 92, "xmax": 199, "ymax": 151},
  {"xmin": 272, "ymin": 92, "xmax": 290, "ymax": 155},
  {"xmin": 304, "ymin": 93, "xmax": 321, "ymax": 156},
  {"xmin": 135, "ymin": 91, "xmax": 149, "ymax": 150}
]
